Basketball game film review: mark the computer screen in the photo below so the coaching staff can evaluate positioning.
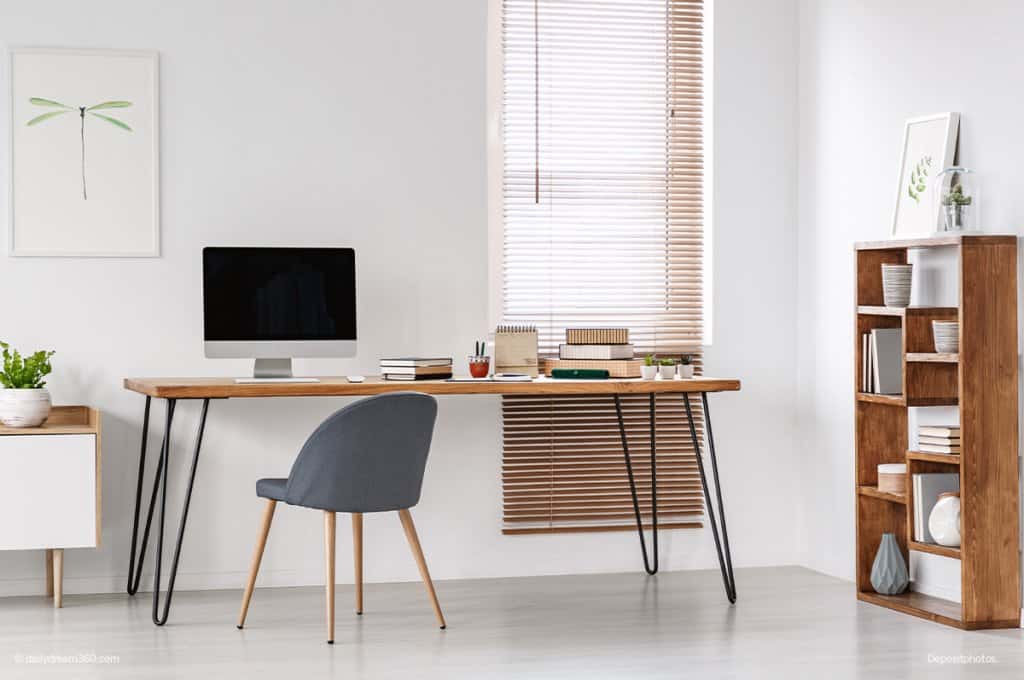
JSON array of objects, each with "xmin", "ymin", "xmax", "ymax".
[{"xmin": 203, "ymin": 247, "xmax": 356, "ymax": 342}]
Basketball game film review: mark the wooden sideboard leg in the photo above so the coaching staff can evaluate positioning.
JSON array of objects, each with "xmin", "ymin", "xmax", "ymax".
[
  {"xmin": 52, "ymin": 549, "xmax": 64, "ymax": 608},
  {"xmin": 45, "ymin": 549, "xmax": 54, "ymax": 597}
]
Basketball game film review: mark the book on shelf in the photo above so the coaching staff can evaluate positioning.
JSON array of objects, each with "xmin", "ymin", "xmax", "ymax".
[
  {"xmin": 379, "ymin": 364, "xmax": 453, "ymax": 377},
  {"xmin": 379, "ymin": 357, "xmax": 453, "ymax": 368},
  {"xmin": 912, "ymin": 473, "xmax": 959, "ymax": 543},
  {"xmin": 919, "ymin": 425, "xmax": 960, "ymax": 438},
  {"xmin": 384, "ymin": 372, "xmax": 453, "ymax": 381},
  {"xmin": 558, "ymin": 343, "xmax": 635, "ymax": 360},
  {"xmin": 918, "ymin": 443, "xmax": 961, "ymax": 454},
  {"xmin": 565, "ymin": 328, "xmax": 629, "ymax": 345},
  {"xmin": 870, "ymin": 328, "xmax": 902, "ymax": 395},
  {"xmin": 919, "ymin": 435, "xmax": 961, "ymax": 446}
]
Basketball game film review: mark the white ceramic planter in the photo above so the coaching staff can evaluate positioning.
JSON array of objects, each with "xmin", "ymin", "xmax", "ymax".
[
  {"xmin": 658, "ymin": 365, "xmax": 676, "ymax": 380},
  {"xmin": 640, "ymin": 365, "xmax": 658, "ymax": 380},
  {"xmin": 677, "ymin": 364, "xmax": 695, "ymax": 379},
  {"xmin": 0, "ymin": 388, "xmax": 52, "ymax": 428}
]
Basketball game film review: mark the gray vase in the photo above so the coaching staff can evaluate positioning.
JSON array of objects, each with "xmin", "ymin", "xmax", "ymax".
[{"xmin": 870, "ymin": 533, "xmax": 909, "ymax": 595}]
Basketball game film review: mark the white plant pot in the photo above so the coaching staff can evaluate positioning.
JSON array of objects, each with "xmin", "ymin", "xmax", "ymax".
[
  {"xmin": 658, "ymin": 365, "xmax": 676, "ymax": 380},
  {"xmin": 677, "ymin": 364, "xmax": 695, "ymax": 379},
  {"xmin": 0, "ymin": 388, "xmax": 52, "ymax": 428},
  {"xmin": 640, "ymin": 365, "xmax": 658, "ymax": 380}
]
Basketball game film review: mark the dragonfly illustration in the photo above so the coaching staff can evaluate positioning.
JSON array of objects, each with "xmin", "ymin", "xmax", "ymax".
[{"xmin": 26, "ymin": 97, "xmax": 133, "ymax": 200}]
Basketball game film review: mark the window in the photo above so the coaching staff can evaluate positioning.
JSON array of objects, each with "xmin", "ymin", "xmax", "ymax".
[{"xmin": 497, "ymin": 0, "xmax": 708, "ymax": 533}]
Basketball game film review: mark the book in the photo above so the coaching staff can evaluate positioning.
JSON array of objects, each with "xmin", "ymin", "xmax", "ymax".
[
  {"xmin": 871, "ymin": 328, "xmax": 902, "ymax": 395},
  {"xmin": 378, "ymin": 364, "xmax": 453, "ymax": 376},
  {"xmin": 558, "ymin": 343, "xmax": 635, "ymax": 360},
  {"xmin": 919, "ymin": 425, "xmax": 960, "ymax": 437},
  {"xmin": 384, "ymin": 372, "xmax": 453, "ymax": 381},
  {"xmin": 379, "ymin": 357, "xmax": 453, "ymax": 368},
  {"xmin": 921, "ymin": 444, "xmax": 958, "ymax": 454},
  {"xmin": 565, "ymin": 328, "xmax": 629, "ymax": 345},
  {"xmin": 541, "ymin": 357, "xmax": 642, "ymax": 378},
  {"xmin": 861, "ymin": 334, "xmax": 868, "ymax": 392},
  {"xmin": 913, "ymin": 473, "xmax": 959, "ymax": 542},
  {"xmin": 919, "ymin": 435, "xmax": 961, "ymax": 446}
]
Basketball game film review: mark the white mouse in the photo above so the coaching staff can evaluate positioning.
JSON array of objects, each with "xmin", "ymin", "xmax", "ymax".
[{"xmin": 347, "ymin": 375, "xmax": 366, "ymax": 383}]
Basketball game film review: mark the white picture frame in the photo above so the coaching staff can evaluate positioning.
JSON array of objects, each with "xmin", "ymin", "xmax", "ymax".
[
  {"xmin": 8, "ymin": 47, "xmax": 160, "ymax": 257},
  {"xmin": 891, "ymin": 112, "xmax": 959, "ymax": 238}
]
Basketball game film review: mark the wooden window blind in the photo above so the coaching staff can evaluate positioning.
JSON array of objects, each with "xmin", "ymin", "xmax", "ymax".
[{"xmin": 499, "ymin": 0, "xmax": 706, "ymax": 534}]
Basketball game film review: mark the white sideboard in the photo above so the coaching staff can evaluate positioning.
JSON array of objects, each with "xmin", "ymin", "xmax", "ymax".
[{"xmin": 0, "ymin": 406, "xmax": 101, "ymax": 607}]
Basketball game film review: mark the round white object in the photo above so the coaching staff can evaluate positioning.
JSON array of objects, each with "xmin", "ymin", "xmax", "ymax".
[
  {"xmin": 640, "ymin": 365, "xmax": 658, "ymax": 380},
  {"xmin": 658, "ymin": 365, "xmax": 676, "ymax": 380},
  {"xmin": 0, "ymin": 388, "xmax": 52, "ymax": 428},
  {"xmin": 677, "ymin": 364, "xmax": 695, "ymax": 379},
  {"xmin": 928, "ymin": 494, "xmax": 961, "ymax": 547}
]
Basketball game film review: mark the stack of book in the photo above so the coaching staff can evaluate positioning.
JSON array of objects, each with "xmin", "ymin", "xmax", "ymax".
[
  {"xmin": 860, "ymin": 327, "xmax": 902, "ymax": 394},
  {"xmin": 918, "ymin": 425, "xmax": 960, "ymax": 455},
  {"xmin": 541, "ymin": 328, "xmax": 641, "ymax": 378},
  {"xmin": 380, "ymin": 357, "xmax": 453, "ymax": 381}
]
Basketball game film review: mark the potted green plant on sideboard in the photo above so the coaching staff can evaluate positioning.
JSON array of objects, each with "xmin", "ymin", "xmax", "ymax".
[{"xmin": 0, "ymin": 342, "xmax": 55, "ymax": 427}]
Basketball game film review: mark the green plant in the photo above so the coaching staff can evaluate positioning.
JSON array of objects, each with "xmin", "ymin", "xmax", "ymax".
[
  {"xmin": 906, "ymin": 155, "xmax": 932, "ymax": 204},
  {"xmin": 658, "ymin": 358, "xmax": 676, "ymax": 367},
  {"xmin": 0, "ymin": 342, "xmax": 55, "ymax": 389},
  {"xmin": 644, "ymin": 354, "xmax": 656, "ymax": 366},
  {"xmin": 942, "ymin": 184, "xmax": 973, "ymax": 206},
  {"xmin": 26, "ymin": 97, "xmax": 134, "ymax": 200},
  {"xmin": 679, "ymin": 354, "xmax": 693, "ymax": 365}
]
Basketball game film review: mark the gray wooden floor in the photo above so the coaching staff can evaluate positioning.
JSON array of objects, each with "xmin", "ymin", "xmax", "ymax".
[{"xmin": 0, "ymin": 566, "xmax": 1021, "ymax": 679}]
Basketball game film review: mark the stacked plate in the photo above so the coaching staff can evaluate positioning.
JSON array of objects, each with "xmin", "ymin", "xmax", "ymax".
[
  {"xmin": 933, "ymin": 321, "xmax": 959, "ymax": 353},
  {"xmin": 881, "ymin": 264, "xmax": 913, "ymax": 308}
]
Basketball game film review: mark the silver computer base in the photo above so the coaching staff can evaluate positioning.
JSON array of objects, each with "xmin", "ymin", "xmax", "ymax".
[{"xmin": 234, "ymin": 358, "xmax": 320, "ymax": 383}]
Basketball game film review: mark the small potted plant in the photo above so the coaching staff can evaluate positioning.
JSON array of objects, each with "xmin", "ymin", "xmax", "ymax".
[
  {"xmin": 941, "ymin": 183, "xmax": 973, "ymax": 231},
  {"xmin": 0, "ymin": 341, "xmax": 55, "ymax": 427},
  {"xmin": 641, "ymin": 355, "xmax": 658, "ymax": 380},
  {"xmin": 677, "ymin": 355, "xmax": 695, "ymax": 379},
  {"xmin": 658, "ymin": 358, "xmax": 676, "ymax": 380}
]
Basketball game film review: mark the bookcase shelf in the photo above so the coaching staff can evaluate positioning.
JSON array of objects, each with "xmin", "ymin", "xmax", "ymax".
[
  {"xmin": 853, "ymin": 234, "xmax": 1020, "ymax": 630},
  {"xmin": 909, "ymin": 540, "xmax": 960, "ymax": 560},
  {"xmin": 859, "ymin": 485, "xmax": 906, "ymax": 504}
]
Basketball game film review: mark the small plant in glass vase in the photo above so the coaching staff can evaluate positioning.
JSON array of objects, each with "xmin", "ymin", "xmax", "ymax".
[
  {"xmin": 677, "ymin": 354, "xmax": 695, "ymax": 379},
  {"xmin": 941, "ymin": 184, "xmax": 973, "ymax": 232},
  {"xmin": 641, "ymin": 354, "xmax": 658, "ymax": 380},
  {"xmin": 0, "ymin": 342, "xmax": 55, "ymax": 427},
  {"xmin": 658, "ymin": 358, "xmax": 677, "ymax": 380}
]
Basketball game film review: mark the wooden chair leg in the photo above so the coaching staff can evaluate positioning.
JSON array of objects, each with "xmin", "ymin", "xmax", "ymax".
[
  {"xmin": 52, "ymin": 549, "xmax": 63, "ymax": 609},
  {"xmin": 237, "ymin": 499, "xmax": 277, "ymax": 629},
  {"xmin": 352, "ymin": 513, "xmax": 363, "ymax": 615},
  {"xmin": 325, "ymin": 511, "xmax": 336, "ymax": 644},
  {"xmin": 398, "ymin": 509, "xmax": 445, "ymax": 629},
  {"xmin": 45, "ymin": 549, "xmax": 54, "ymax": 598}
]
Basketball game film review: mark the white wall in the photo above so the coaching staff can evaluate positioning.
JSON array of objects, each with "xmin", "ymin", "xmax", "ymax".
[
  {"xmin": 796, "ymin": 0, "xmax": 1024, "ymax": 591},
  {"xmin": 0, "ymin": 0, "xmax": 802, "ymax": 598}
]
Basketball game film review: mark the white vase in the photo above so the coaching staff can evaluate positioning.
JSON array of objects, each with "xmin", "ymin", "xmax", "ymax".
[
  {"xmin": 658, "ymin": 365, "xmax": 676, "ymax": 380},
  {"xmin": 0, "ymin": 388, "xmax": 52, "ymax": 427},
  {"xmin": 640, "ymin": 365, "xmax": 658, "ymax": 380},
  {"xmin": 677, "ymin": 364, "xmax": 694, "ymax": 379},
  {"xmin": 928, "ymin": 492, "xmax": 961, "ymax": 547}
]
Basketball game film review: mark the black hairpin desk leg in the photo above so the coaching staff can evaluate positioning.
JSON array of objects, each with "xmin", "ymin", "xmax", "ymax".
[
  {"xmin": 684, "ymin": 392, "xmax": 736, "ymax": 603},
  {"xmin": 126, "ymin": 396, "xmax": 212, "ymax": 625},
  {"xmin": 614, "ymin": 394, "xmax": 659, "ymax": 575}
]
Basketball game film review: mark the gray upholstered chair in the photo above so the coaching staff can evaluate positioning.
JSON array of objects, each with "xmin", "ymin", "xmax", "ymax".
[{"xmin": 236, "ymin": 392, "xmax": 445, "ymax": 643}]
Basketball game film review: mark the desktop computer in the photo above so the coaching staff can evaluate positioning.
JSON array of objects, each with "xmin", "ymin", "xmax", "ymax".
[{"xmin": 203, "ymin": 247, "xmax": 356, "ymax": 381}]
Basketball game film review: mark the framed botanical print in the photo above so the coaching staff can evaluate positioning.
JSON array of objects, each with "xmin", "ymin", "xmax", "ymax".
[
  {"xmin": 8, "ymin": 47, "xmax": 160, "ymax": 256},
  {"xmin": 891, "ymin": 112, "xmax": 959, "ymax": 238}
]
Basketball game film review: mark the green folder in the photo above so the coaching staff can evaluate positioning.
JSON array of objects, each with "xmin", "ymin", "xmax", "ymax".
[{"xmin": 549, "ymin": 368, "xmax": 610, "ymax": 380}]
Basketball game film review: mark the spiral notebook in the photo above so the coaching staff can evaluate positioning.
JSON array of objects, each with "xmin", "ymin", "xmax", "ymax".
[{"xmin": 495, "ymin": 325, "xmax": 539, "ymax": 377}]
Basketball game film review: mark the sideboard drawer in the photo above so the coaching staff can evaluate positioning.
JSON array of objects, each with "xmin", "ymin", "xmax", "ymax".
[{"xmin": 0, "ymin": 434, "xmax": 98, "ymax": 550}]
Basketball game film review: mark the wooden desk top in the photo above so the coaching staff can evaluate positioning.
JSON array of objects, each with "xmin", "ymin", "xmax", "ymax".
[
  {"xmin": 0, "ymin": 405, "xmax": 100, "ymax": 436},
  {"xmin": 124, "ymin": 376, "xmax": 741, "ymax": 399}
]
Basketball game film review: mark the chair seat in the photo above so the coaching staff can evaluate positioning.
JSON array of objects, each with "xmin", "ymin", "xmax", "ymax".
[{"xmin": 256, "ymin": 477, "xmax": 288, "ymax": 501}]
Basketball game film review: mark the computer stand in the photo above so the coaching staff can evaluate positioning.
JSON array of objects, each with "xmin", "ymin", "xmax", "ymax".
[{"xmin": 236, "ymin": 358, "xmax": 320, "ymax": 384}]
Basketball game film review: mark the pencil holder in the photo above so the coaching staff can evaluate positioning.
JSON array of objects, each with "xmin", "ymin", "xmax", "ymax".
[{"xmin": 469, "ymin": 355, "xmax": 490, "ymax": 378}]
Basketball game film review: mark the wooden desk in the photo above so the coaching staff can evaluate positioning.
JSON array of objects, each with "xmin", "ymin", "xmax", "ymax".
[{"xmin": 123, "ymin": 376, "xmax": 740, "ymax": 625}]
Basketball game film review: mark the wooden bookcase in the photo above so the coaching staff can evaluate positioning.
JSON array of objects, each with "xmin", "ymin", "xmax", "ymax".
[{"xmin": 854, "ymin": 234, "xmax": 1020, "ymax": 629}]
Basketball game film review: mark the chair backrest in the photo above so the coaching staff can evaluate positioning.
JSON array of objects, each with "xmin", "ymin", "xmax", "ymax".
[{"xmin": 284, "ymin": 392, "xmax": 438, "ymax": 513}]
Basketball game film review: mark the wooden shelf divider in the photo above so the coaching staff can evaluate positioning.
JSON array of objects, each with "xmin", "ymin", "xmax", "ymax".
[{"xmin": 853, "ymin": 234, "xmax": 1020, "ymax": 630}]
